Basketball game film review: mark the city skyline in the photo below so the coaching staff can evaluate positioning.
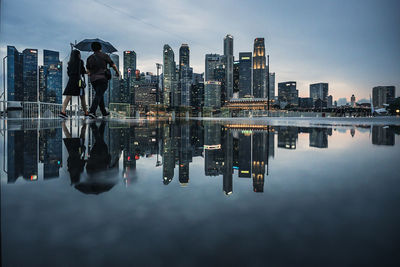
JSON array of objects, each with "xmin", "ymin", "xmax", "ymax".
[{"xmin": 1, "ymin": 0, "xmax": 399, "ymax": 100}]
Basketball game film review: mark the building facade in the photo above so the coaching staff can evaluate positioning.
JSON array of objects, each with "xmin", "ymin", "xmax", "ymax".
[
  {"xmin": 252, "ymin": 38, "xmax": 266, "ymax": 98},
  {"xmin": 163, "ymin": 45, "xmax": 177, "ymax": 107},
  {"xmin": 224, "ymin": 34, "xmax": 234, "ymax": 100},
  {"xmin": 205, "ymin": 54, "xmax": 225, "ymax": 82},
  {"xmin": 310, "ymin": 83, "xmax": 329, "ymax": 105},
  {"xmin": 204, "ymin": 81, "xmax": 221, "ymax": 109},
  {"xmin": 123, "ymin": 50, "xmax": 136, "ymax": 80},
  {"xmin": 278, "ymin": 81, "xmax": 298, "ymax": 106},
  {"xmin": 239, "ymin": 52, "xmax": 252, "ymax": 98},
  {"xmin": 372, "ymin": 86, "xmax": 396, "ymax": 108}
]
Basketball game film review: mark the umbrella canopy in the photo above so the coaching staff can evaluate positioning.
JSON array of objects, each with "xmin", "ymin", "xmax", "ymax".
[{"xmin": 74, "ymin": 38, "xmax": 117, "ymax": 53}]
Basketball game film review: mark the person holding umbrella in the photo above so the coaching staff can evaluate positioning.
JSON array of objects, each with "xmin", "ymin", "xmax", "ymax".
[{"xmin": 86, "ymin": 41, "xmax": 120, "ymax": 119}]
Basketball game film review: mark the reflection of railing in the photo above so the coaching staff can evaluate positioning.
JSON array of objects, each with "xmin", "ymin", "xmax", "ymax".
[
  {"xmin": 4, "ymin": 101, "xmax": 81, "ymax": 119},
  {"xmin": 109, "ymin": 103, "xmax": 131, "ymax": 118}
]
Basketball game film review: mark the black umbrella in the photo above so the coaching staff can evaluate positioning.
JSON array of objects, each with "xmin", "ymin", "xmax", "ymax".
[{"xmin": 74, "ymin": 38, "xmax": 117, "ymax": 53}]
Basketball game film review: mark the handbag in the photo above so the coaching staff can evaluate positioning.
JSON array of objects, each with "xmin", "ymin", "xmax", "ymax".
[{"xmin": 94, "ymin": 54, "xmax": 112, "ymax": 80}]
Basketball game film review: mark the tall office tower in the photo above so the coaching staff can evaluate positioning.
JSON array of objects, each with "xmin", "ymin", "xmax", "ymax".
[
  {"xmin": 180, "ymin": 66, "xmax": 193, "ymax": 106},
  {"xmin": 191, "ymin": 82, "xmax": 204, "ymax": 113},
  {"xmin": 109, "ymin": 54, "xmax": 120, "ymax": 102},
  {"xmin": 46, "ymin": 63, "xmax": 62, "ymax": 104},
  {"xmin": 252, "ymin": 38, "xmax": 266, "ymax": 98},
  {"xmin": 39, "ymin": 66, "xmax": 47, "ymax": 102},
  {"xmin": 224, "ymin": 34, "xmax": 234, "ymax": 99},
  {"xmin": 179, "ymin": 44, "xmax": 191, "ymax": 107},
  {"xmin": 163, "ymin": 45, "xmax": 177, "ymax": 107},
  {"xmin": 22, "ymin": 49, "xmax": 38, "ymax": 101},
  {"xmin": 310, "ymin": 83, "xmax": 329, "ymax": 105},
  {"xmin": 233, "ymin": 60, "xmax": 240, "ymax": 96},
  {"xmin": 239, "ymin": 52, "xmax": 252, "ymax": 98},
  {"xmin": 42, "ymin": 50, "xmax": 62, "ymax": 104},
  {"xmin": 269, "ymin": 72, "xmax": 275, "ymax": 100},
  {"xmin": 43, "ymin": 50, "xmax": 59, "ymax": 66},
  {"xmin": 205, "ymin": 54, "xmax": 225, "ymax": 81},
  {"xmin": 214, "ymin": 65, "xmax": 226, "ymax": 107},
  {"xmin": 179, "ymin": 44, "xmax": 190, "ymax": 77},
  {"xmin": 123, "ymin": 50, "xmax": 136, "ymax": 79},
  {"xmin": 7, "ymin": 46, "xmax": 23, "ymax": 101},
  {"xmin": 372, "ymin": 86, "xmax": 396, "ymax": 108},
  {"xmin": 204, "ymin": 81, "xmax": 221, "ymax": 109},
  {"xmin": 278, "ymin": 81, "xmax": 298, "ymax": 106}
]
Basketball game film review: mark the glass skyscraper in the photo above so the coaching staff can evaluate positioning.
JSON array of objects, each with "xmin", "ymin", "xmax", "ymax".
[
  {"xmin": 224, "ymin": 34, "xmax": 234, "ymax": 99},
  {"xmin": 7, "ymin": 46, "xmax": 23, "ymax": 101},
  {"xmin": 123, "ymin": 50, "xmax": 136, "ymax": 80},
  {"xmin": 179, "ymin": 44, "xmax": 191, "ymax": 107},
  {"xmin": 252, "ymin": 38, "xmax": 266, "ymax": 98},
  {"xmin": 239, "ymin": 52, "xmax": 252, "ymax": 98},
  {"xmin": 205, "ymin": 54, "xmax": 225, "ymax": 82},
  {"xmin": 310, "ymin": 83, "xmax": 329, "ymax": 105},
  {"xmin": 163, "ymin": 44, "xmax": 177, "ymax": 107},
  {"xmin": 22, "ymin": 49, "xmax": 38, "ymax": 101},
  {"xmin": 278, "ymin": 81, "xmax": 298, "ymax": 106}
]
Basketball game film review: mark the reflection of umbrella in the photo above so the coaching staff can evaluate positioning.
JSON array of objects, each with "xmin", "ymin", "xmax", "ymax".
[
  {"xmin": 75, "ymin": 182, "xmax": 116, "ymax": 195},
  {"xmin": 74, "ymin": 38, "xmax": 117, "ymax": 53}
]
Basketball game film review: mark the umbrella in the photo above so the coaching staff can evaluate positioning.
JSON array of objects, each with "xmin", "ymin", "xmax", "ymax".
[
  {"xmin": 74, "ymin": 182, "xmax": 116, "ymax": 195},
  {"xmin": 74, "ymin": 38, "xmax": 117, "ymax": 53}
]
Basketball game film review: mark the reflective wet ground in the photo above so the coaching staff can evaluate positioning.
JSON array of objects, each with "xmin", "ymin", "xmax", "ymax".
[{"xmin": 1, "ymin": 120, "xmax": 400, "ymax": 266}]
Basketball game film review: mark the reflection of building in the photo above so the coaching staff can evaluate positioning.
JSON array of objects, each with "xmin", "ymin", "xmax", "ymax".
[
  {"xmin": 309, "ymin": 128, "xmax": 331, "ymax": 148},
  {"xmin": 222, "ymin": 129, "xmax": 233, "ymax": 195},
  {"xmin": 7, "ymin": 130, "xmax": 38, "ymax": 183},
  {"xmin": 39, "ymin": 128, "xmax": 62, "ymax": 179},
  {"xmin": 204, "ymin": 122, "xmax": 223, "ymax": 176},
  {"xmin": 239, "ymin": 131, "xmax": 251, "ymax": 177},
  {"xmin": 252, "ymin": 132, "xmax": 266, "ymax": 192},
  {"xmin": 372, "ymin": 126, "xmax": 395, "ymax": 146},
  {"xmin": 162, "ymin": 123, "xmax": 175, "ymax": 184},
  {"xmin": 278, "ymin": 126, "xmax": 298, "ymax": 149},
  {"xmin": 179, "ymin": 123, "xmax": 192, "ymax": 185}
]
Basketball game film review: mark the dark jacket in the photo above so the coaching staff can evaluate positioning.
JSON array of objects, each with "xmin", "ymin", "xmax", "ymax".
[{"xmin": 86, "ymin": 51, "xmax": 114, "ymax": 82}]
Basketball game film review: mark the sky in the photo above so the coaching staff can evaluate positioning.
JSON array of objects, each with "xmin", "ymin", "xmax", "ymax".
[{"xmin": 1, "ymin": 0, "xmax": 399, "ymax": 101}]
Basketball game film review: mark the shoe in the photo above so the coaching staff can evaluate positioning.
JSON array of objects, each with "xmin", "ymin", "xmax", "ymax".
[
  {"xmin": 59, "ymin": 112, "xmax": 68, "ymax": 119},
  {"xmin": 88, "ymin": 113, "xmax": 97, "ymax": 119},
  {"xmin": 102, "ymin": 112, "xmax": 110, "ymax": 118}
]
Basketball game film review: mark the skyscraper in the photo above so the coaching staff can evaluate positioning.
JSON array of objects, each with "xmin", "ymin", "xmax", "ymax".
[
  {"xmin": 7, "ymin": 46, "xmax": 23, "ymax": 101},
  {"xmin": 205, "ymin": 54, "xmax": 225, "ymax": 81},
  {"xmin": 372, "ymin": 86, "xmax": 396, "ymax": 108},
  {"xmin": 123, "ymin": 50, "xmax": 136, "ymax": 80},
  {"xmin": 163, "ymin": 45, "xmax": 177, "ymax": 107},
  {"xmin": 239, "ymin": 52, "xmax": 252, "ymax": 98},
  {"xmin": 252, "ymin": 38, "xmax": 266, "ymax": 98},
  {"xmin": 110, "ymin": 54, "xmax": 121, "ymax": 102},
  {"xmin": 179, "ymin": 44, "xmax": 191, "ymax": 107},
  {"xmin": 41, "ymin": 50, "xmax": 62, "ymax": 104},
  {"xmin": 22, "ymin": 49, "xmax": 38, "ymax": 101},
  {"xmin": 224, "ymin": 34, "xmax": 234, "ymax": 99},
  {"xmin": 310, "ymin": 83, "xmax": 329, "ymax": 105},
  {"xmin": 204, "ymin": 81, "xmax": 221, "ymax": 109},
  {"xmin": 233, "ymin": 60, "xmax": 240, "ymax": 97},
  {"xmin": 43, "ymin": 49, "xmax": 59, "ymax": 66},
  {"xmin": 278, "ymin": 82, "xmax": 298, "ymax": 106},
  {"xmin": 269, "ymin": 72, "xmax": 275, "ymax": 100},
  {"xmin": 179, "ymin": 44, "xmax": 190, "ymax": 76}
]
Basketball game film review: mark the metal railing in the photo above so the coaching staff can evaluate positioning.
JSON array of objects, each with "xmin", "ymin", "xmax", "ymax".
[
  {"xmin": 109, "ymin": 103, "xmax": 131, "ymax": 118},
  {"xmin": 3, "ymin": 101, "xmax": 81, "ymax": 119}
]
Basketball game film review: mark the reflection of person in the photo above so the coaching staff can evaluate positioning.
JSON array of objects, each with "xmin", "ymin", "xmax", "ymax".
[
  {"xmin": 62, "ymin": 121, "xmax": 87, "ymax": 184},
  {"xmin": 59, "ymin": 50, "xmax": 89, "ymax": 119},
  {"xmin": 86, "ymin": 122, "xmax": 111, "ymax": 174},
  {"xmin": 86, "ymin": 42, "xmax": 120, "ymax": 119}
]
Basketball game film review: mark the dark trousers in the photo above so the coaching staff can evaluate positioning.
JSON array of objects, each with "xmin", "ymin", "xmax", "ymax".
[{"xmin": 89, "ymin": 79, "xmax": 108, "ymax": 115}]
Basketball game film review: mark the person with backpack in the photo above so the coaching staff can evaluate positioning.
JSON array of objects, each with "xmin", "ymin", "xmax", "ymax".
[
  {"xmin": 86, "ymin": 41, "xmax": 120, "ymax": 119},
  {"xmin": 59, "ymin": 50, "xmax": 89, "ymax": 119}
]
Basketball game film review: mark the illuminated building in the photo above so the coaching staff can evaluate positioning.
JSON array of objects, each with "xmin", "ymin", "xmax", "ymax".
[
  {"xmin": 224, "ymin": 34, "xmax": 234, "ymax": 99},
  {"xmin": 205, "ymin": 54, "xmax": 225, "ymax": 82},
  {"xmin": 252, "ymin": 38, "xmax": 266, "ymax": 98},
  {"xmin": 278, "ymin": 81, "xmax": 298, "ymax": 107},
  {"xmin": 277, "ymin": 126, "xmax": 298, "ymax": 149},
  {"xmin": 163, "ymin": 44, "xmax": 178, "ymax": 107},
  {"xmin": 252, "ymin": 132, "xmax": 266, "ymax": 192},
  {"xmin": 123, "ymin": 50, "xmax": 136, "ymax": 80},
  {"xmin": 233, "ymin": 60, "xmax": 240, "ymax": 95},
  {"xmin": 204, "ymin": 81, "xmax": 221, "ymax": 109},
  {"xmin": 239, "ymin": 52, "xmax": 252, "ymax": 98},
  {"xmin": 23, "ymin": 49, "xmax": 38, "ymax": 102}
]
